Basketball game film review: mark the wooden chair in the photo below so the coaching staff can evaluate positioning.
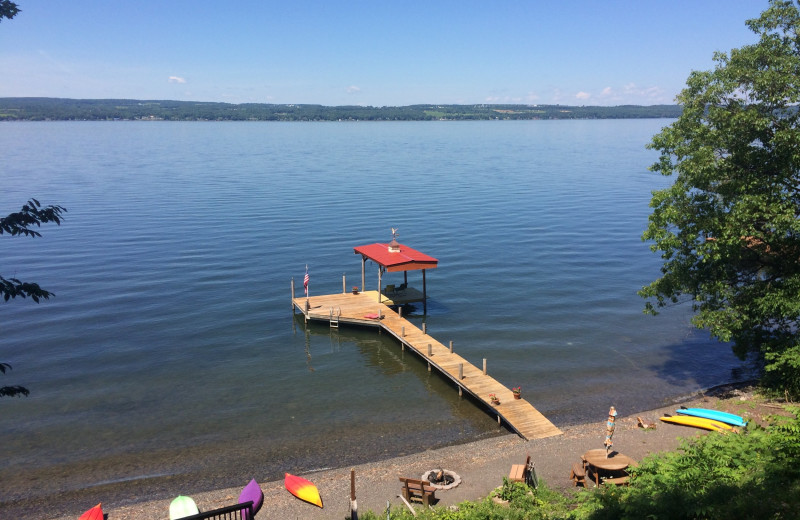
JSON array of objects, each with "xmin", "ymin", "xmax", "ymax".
[
  {"xmin": 509, "ymin": 454, "xmax": 530, "ymax": 483},
  {"xmin": 570, "ymin": 461, "xmax": 586, "ymax": 487},
  {"xmin": 509, "ymin": 454, "xmax": 537, "ymax": 487},
  {"xmin": 399, "ymin": 477, "xmax": 437, "ymax": 507}
]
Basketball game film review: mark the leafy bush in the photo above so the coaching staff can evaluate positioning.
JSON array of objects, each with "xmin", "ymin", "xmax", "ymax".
[
  {"xmin": 359, "ymin": 406, "xmax": 800, "ymax": 519},
  {"xmin": 573, "ymin": 407, "xmax": 800, "ymax": 519},
  {"xmin": 492, "ymin": 478, "xmax": 531, "ymax": 503}
]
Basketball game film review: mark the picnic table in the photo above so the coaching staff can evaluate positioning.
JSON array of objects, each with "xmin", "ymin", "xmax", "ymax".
[{"xmin": 582, "ymin": 449, "xmax": 637, "ymax": 486}]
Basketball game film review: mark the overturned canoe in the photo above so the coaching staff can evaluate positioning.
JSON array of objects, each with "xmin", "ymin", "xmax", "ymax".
[
  {"xmin": 238, "ymin": 478, "xmax": 264, "ymax": 520},
  {"xmin": 285, "ymin": 472, "xmax": 323, "ymax": 508},
  {"xmin": 79, "ymin": 503, "xmax": 103, "ymax": 520},
  {"xmin": 677, "ymin": 407, "xmax": 747, "ymax": 427}
]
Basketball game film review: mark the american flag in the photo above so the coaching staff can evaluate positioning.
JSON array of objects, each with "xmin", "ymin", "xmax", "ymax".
[{"xmin": 303, "ymin": 266, "xmax": 309, "ymax": 295}]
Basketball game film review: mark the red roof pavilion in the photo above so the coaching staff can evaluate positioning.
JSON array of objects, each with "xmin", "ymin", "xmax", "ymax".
[
  {"xmin": 354, "ymin": 239, "xmax": 438, "ymax": 311},
  {"xmin": 353, "ymin": 242, "xmax": 438, "ymax": 272}
]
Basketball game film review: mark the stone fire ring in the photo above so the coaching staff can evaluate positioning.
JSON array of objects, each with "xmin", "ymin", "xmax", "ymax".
[{"xmin": 421, "ymin": 469, "xmax": 462, "ymax": 490}]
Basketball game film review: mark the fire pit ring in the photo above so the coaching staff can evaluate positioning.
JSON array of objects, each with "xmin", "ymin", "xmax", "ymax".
[{"xmin": 422, "ymin": 469, "xmax": 462, "ymax": 490}]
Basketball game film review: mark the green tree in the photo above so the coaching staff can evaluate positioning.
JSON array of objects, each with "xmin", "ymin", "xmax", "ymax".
[
  {"xmin": 1, "ymin": 199, "xmax": 66, "ymax": 397},
  {"xmin": 0, "ymin": 0, "xmax": 20, "ymax": 22},
  {"xmin": 641, "ymin": 0, "xmax": 800, "ymax": 395}
]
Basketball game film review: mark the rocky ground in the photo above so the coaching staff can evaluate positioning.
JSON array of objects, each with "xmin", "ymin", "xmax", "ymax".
[{"xmin": 41, "ymin": 381, "xmax": 779, "ymax": 520}]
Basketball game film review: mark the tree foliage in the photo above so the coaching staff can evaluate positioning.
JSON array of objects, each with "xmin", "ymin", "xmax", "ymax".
[
  {"xmin": 0, "ymin": 198, "xmax": 65, "ymax": 303},
  {"xmin": 1, "ymin": 199, "xmax": 65, "ymax": 397},
  {"xmin": 640, "ymin": 0, "xmax": 800, "ymax": 395},
  {"xmin": 0, "ymin": 363, "xmax": 28, "ymax": 397},
  {"xmin": 0, "ymin": 1, "xmax": 19, "ymax": 22}
]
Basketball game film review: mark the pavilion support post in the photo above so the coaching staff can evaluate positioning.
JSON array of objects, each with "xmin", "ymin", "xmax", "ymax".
[
  {"xmin": 422, "ymin": 323, "xmax": 427, "ymax": 334},
  {"xmin": 361, "ymin": 256, "xmax": 366, "ymax": 292},
  {"xmin": 342, "ymin": 274, "xmax": 346, "ymax": 294},
  {"xmin": 398, "ymin": 306, "xmax": 403, "ymax": 318},
  {"xmin": 422, "ymin": 269, "xmax": 428, "ymax": 313},
  {"xmin": 378, "ymin": 268, "xmax": 382, "ymax": 303},
  {"xmin": 483, "ymin": 358, "xmax": 487, "ymax": 375}
]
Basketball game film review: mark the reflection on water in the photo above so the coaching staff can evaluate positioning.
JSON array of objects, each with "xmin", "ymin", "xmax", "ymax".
[{"xmin": 0, "ymin": 120, "xmax": 758, "ymax": 516}]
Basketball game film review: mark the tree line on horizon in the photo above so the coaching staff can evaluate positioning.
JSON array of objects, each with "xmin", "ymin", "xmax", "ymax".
[{"xmin": 0, "ymin": 98, "xmax": 683, "ymax": 121}]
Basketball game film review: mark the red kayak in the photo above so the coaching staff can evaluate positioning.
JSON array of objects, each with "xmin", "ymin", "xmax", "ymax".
[
  {"xmin": 79, "ymin": 503, "xmax": 103, "ymax": 520},
  {"xmin": 285, "ymin": 472, "xmax": 323, "ymax": 508}
]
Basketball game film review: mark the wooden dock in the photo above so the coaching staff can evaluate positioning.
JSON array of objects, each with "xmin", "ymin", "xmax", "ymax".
[{"xmin": 293, "ymin": 290, "xmax": 562, "ymax": 441}]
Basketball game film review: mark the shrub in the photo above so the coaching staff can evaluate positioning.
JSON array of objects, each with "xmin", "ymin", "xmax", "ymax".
[{"xmin": 572, "ymin": 407, "xmax": 800, "ymax": 519}]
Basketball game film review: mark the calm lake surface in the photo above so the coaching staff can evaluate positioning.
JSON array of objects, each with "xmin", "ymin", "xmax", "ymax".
[{"xmin": 0, "ymin": 120, "xmax": 756, "ymax": 513}]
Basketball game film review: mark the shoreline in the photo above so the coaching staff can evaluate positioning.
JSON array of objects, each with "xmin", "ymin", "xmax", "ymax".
[{"xmin": 33, "ymin": 381, "xmax": 757, "ymax": 520}]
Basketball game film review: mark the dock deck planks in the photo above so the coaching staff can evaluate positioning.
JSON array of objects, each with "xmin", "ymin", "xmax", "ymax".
[{"xmin": 293, "ymin": 291, "xmax": 562, "ymax": 441}]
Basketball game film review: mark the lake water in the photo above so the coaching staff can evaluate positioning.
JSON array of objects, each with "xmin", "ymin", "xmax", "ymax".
[{"xmin": 0, "ymin": 120, "xmax": 756, "ymax": 514}]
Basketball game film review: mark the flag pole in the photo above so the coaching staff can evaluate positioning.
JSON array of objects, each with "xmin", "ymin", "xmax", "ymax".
[
  {"xmin": 303, "ymin": 264, "xmax": 311, "ymax": 312},
  {"xmin": 304, "ymin": 264, "xmax": 310, "ymax": 305}
]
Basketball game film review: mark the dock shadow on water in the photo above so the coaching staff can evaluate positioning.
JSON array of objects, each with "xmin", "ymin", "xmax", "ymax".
[{"xmin": 294, "ymin": 314, "xmax": 512, "ymax": 432}]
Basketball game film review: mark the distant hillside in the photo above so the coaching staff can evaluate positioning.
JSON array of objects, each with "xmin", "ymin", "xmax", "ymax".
[{"xmin": 0, "ymin": 98, "xmax": 682, "ymax": 121}]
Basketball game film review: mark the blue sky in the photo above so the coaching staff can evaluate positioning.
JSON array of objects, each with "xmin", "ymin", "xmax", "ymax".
[{"xmin": 0, "ymin": 1, "xmax": 767, "ymax": 106}]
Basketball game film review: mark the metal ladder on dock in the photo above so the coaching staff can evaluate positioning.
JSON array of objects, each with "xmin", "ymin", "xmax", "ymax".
[{"xmin": 329, "ymin": 307, "xmax": 341, "ymax": 328}]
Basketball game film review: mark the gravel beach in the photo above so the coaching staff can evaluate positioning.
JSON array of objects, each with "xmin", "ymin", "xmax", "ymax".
[{"xmin": 36, "ymin": 383, "xmax": 763, "ymax": 520}]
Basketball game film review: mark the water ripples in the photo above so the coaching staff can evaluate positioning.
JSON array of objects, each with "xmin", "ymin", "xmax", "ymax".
[{"xmin": 0, "ymin": 120, "xmax": 757, "ymax": 505}]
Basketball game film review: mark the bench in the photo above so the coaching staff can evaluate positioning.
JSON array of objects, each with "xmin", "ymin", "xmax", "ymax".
[
  {"xmin": 177, "ymin": 501, "xmax": 255, "ymax": 520},
  {"xmin": 602, "ymin": 475, "xmax": 630, "ymax": 486},
  {"xmin": 399, "ymin": 477, "xmax": 437, "ymax": 507},
  {"xmin": 570, "ymin": 461, "xmax": 586, "ymax": 487}
]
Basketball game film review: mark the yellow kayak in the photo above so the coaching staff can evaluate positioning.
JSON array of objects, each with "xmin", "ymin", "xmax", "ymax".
[{"xmin": 660, "ymin": 415, "xmax": 734, "ymax": 432}]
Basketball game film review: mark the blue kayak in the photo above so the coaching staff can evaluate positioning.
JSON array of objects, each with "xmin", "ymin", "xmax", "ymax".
[{"xmin": 676, "ymin": 407, "xmax": 747, "ymax": 427}]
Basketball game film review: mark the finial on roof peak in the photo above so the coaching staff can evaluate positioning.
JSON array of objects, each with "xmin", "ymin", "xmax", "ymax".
[{"xmin": 388, "ymin": 227, "xmax": 401, "ymax": 253}]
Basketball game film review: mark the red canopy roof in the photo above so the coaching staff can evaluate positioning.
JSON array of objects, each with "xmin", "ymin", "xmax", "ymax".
[{"xmin": 354, "ymin": 242, "xmax": 438, "ymax": 273}]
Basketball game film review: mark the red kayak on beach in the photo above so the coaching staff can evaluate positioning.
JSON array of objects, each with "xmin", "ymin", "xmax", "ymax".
[
  {"xmin": 78, "ymin": 503, "xmax": 103, "ymax": 520},
  {"xmin": 285, "ymin": 472, "xmax": 323, "ymax": 508}
]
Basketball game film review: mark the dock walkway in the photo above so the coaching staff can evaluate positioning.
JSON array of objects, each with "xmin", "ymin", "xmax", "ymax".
[{"xmin": 293, "ymin": 291, "xmax": 562, "ymax": 441}]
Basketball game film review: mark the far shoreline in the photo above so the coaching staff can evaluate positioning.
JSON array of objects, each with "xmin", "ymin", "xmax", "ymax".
[{"xmin": 0, "ymin": 98, "xmax": 682, "ymax": 122}]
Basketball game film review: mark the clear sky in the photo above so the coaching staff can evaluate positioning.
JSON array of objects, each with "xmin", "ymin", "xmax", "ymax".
[{"xmin": 0, "ymin": 1, "xmax": 768, "ymax": 106}]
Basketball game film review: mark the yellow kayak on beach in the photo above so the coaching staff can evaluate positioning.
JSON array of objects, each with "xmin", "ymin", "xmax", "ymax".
[{"xmin": 660, "ymin": 415, "xmax": 734, "ymax": 432}]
